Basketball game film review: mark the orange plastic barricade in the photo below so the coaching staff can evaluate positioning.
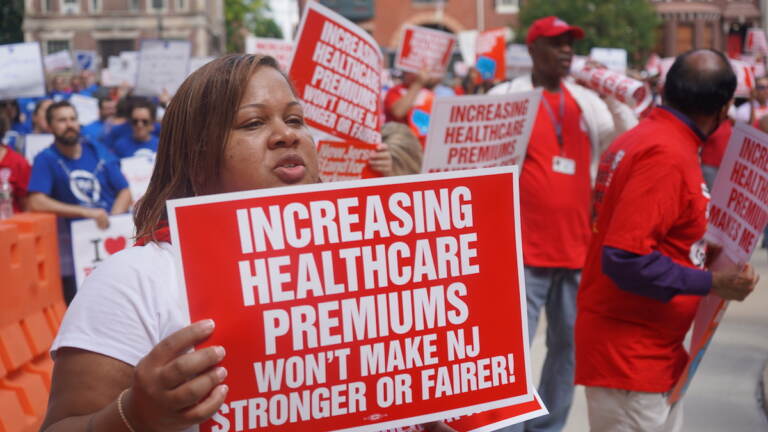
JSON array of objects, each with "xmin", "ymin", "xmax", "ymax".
[{"xmin": 0, "ymin": 213, "xmax": 64, "ymax": 432}]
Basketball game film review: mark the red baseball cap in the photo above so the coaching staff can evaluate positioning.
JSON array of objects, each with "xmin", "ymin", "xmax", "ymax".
[{"xmin": 526, "ymin": 16, "xmax": 585, "ymax": 45}]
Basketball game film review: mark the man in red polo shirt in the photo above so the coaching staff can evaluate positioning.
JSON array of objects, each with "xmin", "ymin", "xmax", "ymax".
[
  {"xmin": 576, "ymin": 49, "xmax": 758, "ymax": 431},
  {"xmin": 489, "ymin": 17, "xmax": 636, "ymax": 432}
]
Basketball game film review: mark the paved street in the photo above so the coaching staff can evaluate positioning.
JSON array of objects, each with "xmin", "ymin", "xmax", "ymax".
[{"xmin": 526, "ymin": 252, "xmax": 768, "ymax": 431}]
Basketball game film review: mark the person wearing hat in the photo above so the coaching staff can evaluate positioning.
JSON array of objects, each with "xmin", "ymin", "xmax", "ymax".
[{"xmin": 489, "ymin": 16, "xmax": 636, "ymax": 432}]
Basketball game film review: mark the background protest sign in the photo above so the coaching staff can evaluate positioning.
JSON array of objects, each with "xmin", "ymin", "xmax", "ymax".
[
  {"xmin": 246, "ymin": 36, "xmax": 294, "ymax": 71},
  {"xmin": 746, "ymin": 28, "xmax": 768, "ymax": 56},
  {"xmin": 505, "ymin": 44, "xmax": 532, "ymax": 79},
  {"xmin": 458, "ymin": 30, "xmax": 478, "ymax": 65},
  {"xmin": 475, "ymin": 28, "xmax": 507, "ymax": 82},
  {"xmin": 167, "ymin": 167, "xmax": 534, "ymax": 431},
  {"xmin": 71, "ymin": 214, "xmax": 135, "ymax": 288},
  {"xmin": 589, "ymin": 47, "xmax": 628, "ymax": 74},
  {"xmin": 729, "ymin": 59, "xmax": 755, "ymax": 98},
  {"xmin": 0, "ymin": 42, "xmax": 46, "ymax": 99},
  {"xmin": 103, "ymin": 51, "xmax": 138, "ymax": 87},
  {"xmin": 135, "ymin": 40, "xmax": 191, "ymax": 96},
  {"xmin": 43, "ymin": 50, "xmax": 73, "ymax": 72},
  {"xmin": 23, "ymin": 134, "xmax": 53, "ymax": 165},
  {"xmin": 443, "ymin": 391, "xmax": 546, "ymax": 431},
  {"xmin": 704, "ymin": 122, "xmax": 768, "ymax": 263},
  {"xmin": 289, "ymin": 1, "xmax": 382, "ymax": 146},
  {"xmin": 395, "ymin": 25, "xmax": 456, "ymax": 77},
  {"xmin": 69, "ymin": 94, "xmax": 100, "ymax": 126},
  {"xmin": 74, "ymin": 50, "xmax": 98, "ymax": 71},
  {"xmin": 316, "ymin": 139, "xmax": 377, "ymax": 182},
  {"xmin": 121, "ymin": 155, "xmax": 156, "ymax": 202},
  {"xmin": 669, "ymin": 123, "xmax": 768, "ymax": 404},
  {"xmin": 421, "ymin": 90, "xmax": 541, "ymax": 173}
]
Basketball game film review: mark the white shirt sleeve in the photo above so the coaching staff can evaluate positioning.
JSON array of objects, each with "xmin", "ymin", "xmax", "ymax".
[
  {"xmin": 51, "ymin": 242, "xmax": 189, "ymax": 366},
  {"xmin": 734, "ymin": 102, "xmax": 753, "ymax": 123}
]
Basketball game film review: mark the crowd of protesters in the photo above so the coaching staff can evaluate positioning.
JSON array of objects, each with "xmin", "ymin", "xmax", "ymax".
[{"xmin": 0, "ymin": 14, "xmax": 762, "ymax": 432}]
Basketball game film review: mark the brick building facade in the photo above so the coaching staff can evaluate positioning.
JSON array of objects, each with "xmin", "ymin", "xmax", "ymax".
[{"xmin": 22, "ymin": 0, "xmax": 225, "ymax": 65}]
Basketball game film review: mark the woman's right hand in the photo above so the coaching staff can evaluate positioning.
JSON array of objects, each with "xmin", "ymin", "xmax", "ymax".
[{"xmin": 124, "ymin": 319, "xmax": 228, "ymax": 431}]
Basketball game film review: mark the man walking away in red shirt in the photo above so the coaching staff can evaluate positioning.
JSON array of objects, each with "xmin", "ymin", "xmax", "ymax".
[{"xmin": 575, "ymin": 49, "xmax": 758, "ymax": 432}]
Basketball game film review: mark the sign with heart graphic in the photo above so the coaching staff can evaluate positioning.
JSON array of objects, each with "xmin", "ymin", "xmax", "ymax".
[{"xmin": 70, "ymin": 213, "xmax": 136, "ymax": 288}]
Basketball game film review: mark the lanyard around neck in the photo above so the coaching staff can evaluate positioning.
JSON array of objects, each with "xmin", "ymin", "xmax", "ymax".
[{"xmin": 541, "ymin": 90, "xmax": 566, "ymax": 149}]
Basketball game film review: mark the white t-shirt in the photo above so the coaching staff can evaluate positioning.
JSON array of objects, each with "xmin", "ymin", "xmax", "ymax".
[{"xmin": 51, "ymin": 242, "xmax": 190, "ymax": 366}]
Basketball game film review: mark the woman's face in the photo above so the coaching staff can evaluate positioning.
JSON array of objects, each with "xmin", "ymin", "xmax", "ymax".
[{"xmin": 213, "ymin": 67, "xmax": 319, "ymax": 194}]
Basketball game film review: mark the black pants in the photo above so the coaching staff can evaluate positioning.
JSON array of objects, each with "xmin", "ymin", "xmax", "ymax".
[{"xmin": 62, "ymin": 276, "xmax": 77, "ymax": 305}]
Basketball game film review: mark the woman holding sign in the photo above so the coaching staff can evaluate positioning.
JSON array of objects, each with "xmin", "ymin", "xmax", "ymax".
[{"xmin": 42, "ymin": 54, "xmax": 452, "ymax": 432}]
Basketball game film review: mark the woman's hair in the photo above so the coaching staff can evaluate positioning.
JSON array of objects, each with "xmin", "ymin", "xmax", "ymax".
[
  {"xmin": 134, "ymin": 54, "xmax": 282, "ymax": 241},
  {"xmin": 381, "ymin": 122, "xmax": 423, "ymax": 176}
]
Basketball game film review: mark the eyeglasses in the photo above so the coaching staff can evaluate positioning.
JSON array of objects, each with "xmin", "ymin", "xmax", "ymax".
[
  {"xmin": 757, "ymin": 85, "xmax": 768, "ymax": 90},
  {"xmin": 131, "ymin": 119, "xmax": 151, "ymax": 126}
]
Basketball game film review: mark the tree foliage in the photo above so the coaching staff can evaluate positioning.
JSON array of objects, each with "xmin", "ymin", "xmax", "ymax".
[
  {"xmin": 225, "ymin": 0, "xmax": 283, "ymax": 53},
  {"xmin": 519, "ymin": 0, "xmax": 660, "ymax": 66},
  {"xmin": 0, "ymin": 0, "xmax": 24, "ymax": 45}
]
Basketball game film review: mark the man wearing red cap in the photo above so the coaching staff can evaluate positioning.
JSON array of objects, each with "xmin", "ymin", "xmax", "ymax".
[{"xmin": 490, "ymin": 16, "xmax": 636, "ymax": 432}]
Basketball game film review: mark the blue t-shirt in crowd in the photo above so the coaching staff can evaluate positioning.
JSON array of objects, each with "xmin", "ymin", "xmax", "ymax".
[
  {"xmin": 77, "ymin": 84, "xmax": 100, "ymax": 97},
  {"xmin": 49, "ymin": 91, "xmax": 71, "ymax": 102},
  {"xmin": 28, "ymin": 140, "xmax": 129, "ymax": 211},
  {"xmin": 113, "ymin": 134, "xmax": 159, "ymax": 159},
  {"xmin": 103, "ymin": 122, "xmax": 162, "ymax": 154}
]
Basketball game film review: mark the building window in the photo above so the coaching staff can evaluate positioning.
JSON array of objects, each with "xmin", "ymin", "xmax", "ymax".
[
  {"xmin": 412, "ymin": 0, "xmax": 445, "ymax": 3},
  {"xmin": 149, "ymin": 0, "xmax": 167, "ymax": 12},
  {"xmin": 129, "ymin": 0, "xmax": 141, "ymax": 12},
  {"xmin": 42, "ymin": 0, "xmax": 55, "ymax": 13},
  {"xmin": 47, "ymin": 40, "xmax": 70, "ymax": 55},
  {"xmin": 176, "ymin": 0, "xmax": 187, "ymax": 11},
  {"xmin": 90, "ymin": 0, "xmax": 101, "ymax": 13},
  {"xmin": 60, "ymin": 0, "xmax": 80, "ymax": 14},
  {"xmin": 495, "ymin": 0, "xmax": 518, "ymax": 14}
]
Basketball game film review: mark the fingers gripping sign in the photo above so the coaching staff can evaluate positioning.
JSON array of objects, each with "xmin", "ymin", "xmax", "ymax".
[{"xmin": 124, "ymin": 320, "xmax": 229, "ymax": 431}]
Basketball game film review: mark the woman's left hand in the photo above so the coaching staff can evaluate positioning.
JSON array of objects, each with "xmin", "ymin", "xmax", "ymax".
[{"xmin": 368, "ymin": 143, "xmax": 393, "ymax": 177}]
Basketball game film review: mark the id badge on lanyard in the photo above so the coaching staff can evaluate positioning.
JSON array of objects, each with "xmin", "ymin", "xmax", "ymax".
[{"xmin": 543, "ymin": 90, "xmax": 576, "ymax": 176}]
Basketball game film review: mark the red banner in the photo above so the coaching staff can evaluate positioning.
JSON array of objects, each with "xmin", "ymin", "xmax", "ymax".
[
  {"xmin": 395, "ymin": 25, "xmax": 457, "ymax": 77},
  {"xmin": 168, "ymin": 167, "xmax": 535, "ymax": 431},
  {"xmin": 288, "ymin": 2, "xmax": 382, "ymax": 147}
]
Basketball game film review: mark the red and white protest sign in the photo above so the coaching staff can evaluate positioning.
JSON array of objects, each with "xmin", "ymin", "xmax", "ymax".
[
  {"xmin": 746, "ymin": 28, "xmax": 768, "ymax": 56},
  {"xmin": 317, "ymin": 139, "xmax": 378, "ymax": 182},
  {"xmin": 395, "ymin": 25, "xmax": 456, "ymax": 77},
  {"xmin": 246, "ymin": 36, "xmax": 294, "ymax": 71},
  {"xmin": 705, "ymin": 122, "xmax": 768, "ymax": 263},
  {"xmin": 571, "ymin": 62, "xmax": 652, "ymax": 114},
  {"xmin": 731, "ymin": 59, "xmax": 756, "ymax": 98},
  {"xmin": 289, "ymin": 2, "xmax": 382, "ymax": 146},
  {"xmin": 476, "ymin": 28, "xmax": 507, "ymax": 82},
  {"xmin": 669, "ymin": 122, "xmax": 768, "ymax": 404},
  {"xmin": 167, "ymin": 167, "xmax": 535, "ymax": 431},
  {"xmin": 421, "ymin": 91, "xmax": 541, "ymax": 173}
]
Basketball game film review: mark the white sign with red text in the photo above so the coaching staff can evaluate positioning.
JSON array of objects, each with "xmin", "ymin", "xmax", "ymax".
[
  {"xmin": 746, "ymin": 28, "xmax": 768, "ymax": 56},
  {"xmin": 705, "ymin": 122, "xmax": 768, "ymax": 263},
  {"xmin": 395, "ymin": 25, "xmax": 456, "ymax": 77},
  {"xmin": 71, "ymin": 214, "xmax": 135, "ymax": 288},
  {"xmin": 246, "ymin": 36, "xmax": 294, "ymax": 72},
  {"xmin": 422, "ymin": 91, "xmax": 541, "ymax": 173}
]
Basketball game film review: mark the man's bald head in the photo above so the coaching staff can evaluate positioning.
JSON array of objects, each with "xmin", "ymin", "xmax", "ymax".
[{"xmin": 664, "ymin": 49, "xmax": 736, "ymax": 117}]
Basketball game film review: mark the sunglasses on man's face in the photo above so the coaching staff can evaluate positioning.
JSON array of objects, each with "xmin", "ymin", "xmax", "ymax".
[
  {"xmin": 757, "ymin": 85, "xmax": 768, "ymax": 91},
  {"xmin": 132, "ymin": 118, "xmax": 151, "ymax": 126}
]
